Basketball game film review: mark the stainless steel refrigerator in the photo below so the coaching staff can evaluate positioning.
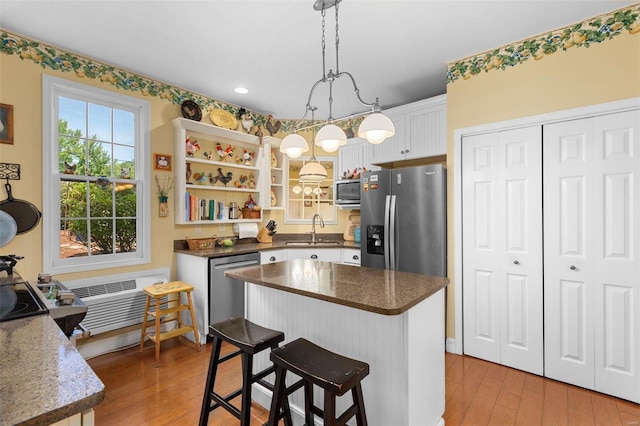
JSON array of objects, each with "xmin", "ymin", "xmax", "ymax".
[{"xmin": 360, "ymin": 164, "xmax": 446, "ymax": 276}]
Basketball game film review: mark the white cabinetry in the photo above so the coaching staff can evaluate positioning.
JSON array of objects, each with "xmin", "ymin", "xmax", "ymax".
[
  {"xmin": 172, "ymin": 118, "xmax": 280, "ymax": 224},
  {"xmin": 262, "ymin": 142, "xmax": 284, "ymax": 210},
  {"xmin": 543, "ymin": 110, "xmax": 640, "ymax": 403},
  {"xmin": 285, "ymin": 248, "xmax": 342, "ymax": 263},
  {"xmin": 372, "ymin": 95, "xmax": 446, "ymax": 164},
  {"xmin": 337, "ymin": 138, "xmax": 380, "ymax": 179},
  {"xmin": 260, "ymin": 249, "xmax": 286, "ymax": 264},
  {"xmin": 175, "ymin": 253, "xmax": 209, "ymax": 344},
  {"xmin": 340, "ymin": 248, "xmax": 361, "ymax": 266},
  {"xmin": 462, "ymin": 126, "xmax": 543, "ymax": 375}
]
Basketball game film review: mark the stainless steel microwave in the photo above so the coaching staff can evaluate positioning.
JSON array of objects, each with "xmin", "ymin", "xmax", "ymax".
[{"xmin": 335, "ymin": 179, "xmax": 361, "ymax": 205}]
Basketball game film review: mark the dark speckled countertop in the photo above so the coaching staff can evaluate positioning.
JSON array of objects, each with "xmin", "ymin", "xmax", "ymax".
[
  {"xmin": 224, "ymin": 258, "xmax": 448, "ymax": 315},
  {"xmin": 0, "ymin": 315, "xmax": 105, "ymax": 426}
]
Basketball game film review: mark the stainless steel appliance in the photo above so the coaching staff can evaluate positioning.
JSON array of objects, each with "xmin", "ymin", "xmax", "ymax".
[
  {"xmin": 35, "ymin": 279, "xmax": 88, "ymax": 336},
  {"xmin": 360, "ymin": 165, "xmax": 446, "ymax": 276},
  {"xmin": 335, "ymin": 179, "xmax": 361, "ymax": 207},
  {"xmin": 0, "ymin": 268, "xmax": 48, "ymax": 322},
  {"xmin": 209, "ymin": 252, "xmax": 260, "ymax": 329}
]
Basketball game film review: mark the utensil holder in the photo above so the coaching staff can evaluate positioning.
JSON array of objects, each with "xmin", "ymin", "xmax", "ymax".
[{"xmin": 256, "ymin": 227, "xmax": 272, "ymax": 243}]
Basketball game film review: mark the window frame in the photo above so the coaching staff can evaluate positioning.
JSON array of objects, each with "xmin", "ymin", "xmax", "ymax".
[{"xmin": 42, "ymin": 75, "xmax": 151, "ymax": 274}]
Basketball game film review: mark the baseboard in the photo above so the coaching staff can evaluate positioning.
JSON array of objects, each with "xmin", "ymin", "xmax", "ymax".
[{"xmin": 446, "ymin": 337, "xmax": 460, "ymax": 354}]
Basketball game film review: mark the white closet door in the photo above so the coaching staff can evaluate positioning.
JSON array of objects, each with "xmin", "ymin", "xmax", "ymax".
[
  {"xmin": 544, "ymin": 110, "xmax": 640, "ymax": 402},
  {"xmin": 593, "ymin": 111, "xmax": 640, "ymax": 402},
  {"xmin": 543, "ymin": 118, "xmax": 595, "ymax": 389},
  {"xmin": 463, "ymin": 127, "xmax": 543, "ymax": 375}
]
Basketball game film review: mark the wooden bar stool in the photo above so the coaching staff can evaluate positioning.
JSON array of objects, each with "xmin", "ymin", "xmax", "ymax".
[
  {"xmin": 268, "ymin": 338, "xmax": 369, "ymax": 426},
  {"xmin": 199, "ymin": 317, "xmax": 298, "ymax": 426},
  {"xmin": 139, "ymin": 281, "xmax": 200, "ymax": 366}
]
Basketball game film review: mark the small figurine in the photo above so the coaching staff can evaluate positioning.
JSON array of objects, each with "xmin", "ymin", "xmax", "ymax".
[
  {"xmin": 248, "ymin": 172, "xmax": 256, "ymax": 189},
  {"xmin": 120, "ymin": 167, "xmax": 131, "ymax": 179},
  {"xmin": 186, "ymin": 137, "xmax": 200, "ymax": 157},
  {"xmin": 214, "ymin": 168, "xmax": 233, "ymax": 186},
  {"xmin": 245, "ymin": 195, "xmax": 257, "ymax": 209},
  {"xmin": 64, "ymin": 161, "xmax": 77, "ymax": 175},
  {"xmin": 265, "ymin": 115, "xmax": 281, "ymax": 136},
  {"xmin": 271, "ymin": 151, "xmax": 277, "ymax": 168},
  {"xmin": 242, "ymin": 149, "xmax": 254, "ymax": 166},
  {"xmin": 234, "ymin": 174, "xmax": 248, "ymax": 188},
  {"xmin": 240, "ymin": 110, "xmax": 254, "ymax": 134},
  {"xmin": 186, "ymin": 163, "xmax": 192, "ymax": 182},
  {"xmin": 193, "ymin": 172, "xmax": 208, "ymax": 185},
  {"xmin": 203, "ymin": 151, "xmax": 212, "ymax": 160},
  {"xmin": 271, "ymin": 189, "xmax": 277, "ymax": 207},
  {"xmin": 217, "ymin": 144, "xmax": 235, "ymax": 161},
  {"xmin": 254, "ymin": 126, "xmax": 263, "ymax": 144}
]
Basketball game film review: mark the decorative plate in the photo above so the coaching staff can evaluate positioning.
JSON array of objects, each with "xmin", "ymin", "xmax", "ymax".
[
  {"xmin": 181, "ymin": 100, "xmax": 202, "ymax": 121},
  {"xmin": 210, "ymin": 109, "xmax": 238, "ymax": 130}
]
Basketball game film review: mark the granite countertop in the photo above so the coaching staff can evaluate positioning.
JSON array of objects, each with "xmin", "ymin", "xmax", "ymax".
[
  {"xmin": 225, "ymin": 258, "xmax": 449, "ymax": 315},
  {"xmin": 0, "ymin": 315, "xmax": 105, "ymax": 426},
  {"xmin": 174, "ymin": 233, "xmax": 360, "ymax": 258}
]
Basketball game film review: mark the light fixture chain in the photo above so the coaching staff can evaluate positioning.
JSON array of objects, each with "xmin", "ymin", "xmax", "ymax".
[
  {"xmin": 335, "ymin": 0, "xmax": 340, "ymax": 74},
  {"xmin": 321, "ymin": 6, "xmax": 327, "ymax": 79}
]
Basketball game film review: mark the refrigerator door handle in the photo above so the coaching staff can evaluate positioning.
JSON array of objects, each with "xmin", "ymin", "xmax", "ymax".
[
  {"xmin": 389, "ymin": 195, "xmax": 397, "ymax": 270},
  {"xmin": 384, "ymin": 195, "xmax": 391, "ymax": 269}
]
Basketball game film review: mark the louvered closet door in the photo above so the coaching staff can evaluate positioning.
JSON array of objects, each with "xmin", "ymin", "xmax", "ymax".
[
  {"xmin": 544, "ymin": 110, "xmax": 640, "ymax": 402},
  {"xmin": 462, "ymin": 126, "xmax": 543, "ymax": 375}
]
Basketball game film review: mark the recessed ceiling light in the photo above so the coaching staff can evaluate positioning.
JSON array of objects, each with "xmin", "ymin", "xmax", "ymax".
[{"xmin": 234, "ymin": 87, "xmax": 248, "ymax": 94}]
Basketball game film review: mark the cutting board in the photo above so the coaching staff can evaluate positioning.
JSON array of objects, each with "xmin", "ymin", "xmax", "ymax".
[{"xmin": 343, "ymin": 213, "xmax": 360, "ymax": 241}]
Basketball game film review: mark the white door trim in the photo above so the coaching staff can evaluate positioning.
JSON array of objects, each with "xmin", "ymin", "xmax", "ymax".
[{"xmin": 452, "ymin": 97, "xmax": 640, "ymax": 355}]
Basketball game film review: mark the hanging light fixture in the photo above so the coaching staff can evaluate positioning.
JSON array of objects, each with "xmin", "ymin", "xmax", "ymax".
[
  {"xmin": 280, "ymin": 0, "xmax": 394, "ymax": 158},
  {"xmin": 299, "ymin": 107, "xmax": 328, "ymax": 182}
]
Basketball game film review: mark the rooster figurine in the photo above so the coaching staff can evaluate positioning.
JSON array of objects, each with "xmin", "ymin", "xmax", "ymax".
[
  {"xmin": 242, "ymin": 149, "xmax": 254, "ymax": 166},
  {"xmin": 238, "ymin": 108, "xmax": 254, "ymax": 134},
  {"xmin": 265, "ymin": 115, "xmax": 281, "ymax": 136},
  {"xmin": 186, "ymin": 137, "xmax": 200, "ymax": 157},
  {"xmin": 192, "ymin": 172, "xmax": 208, "ymax": 185},
  {"xmin": 213, "ymin": 168, "xmax": 233, "ymax": 186}
]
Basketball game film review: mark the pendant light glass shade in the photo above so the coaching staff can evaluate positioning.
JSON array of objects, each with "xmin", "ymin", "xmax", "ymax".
[
  {"xmin": 280, "ymin": 133, "xmax": 309, "ymax": 159},
  {"xmin": 314, "ymin": 123, "xmax": 347, "ymax": 153},
  {"xmin": 299, "ymin": 160, "xmax": 327, "ymax": 182},
  {"xmin": 358, "ymin": 112, "xmax": 395, "ymax": 145}
]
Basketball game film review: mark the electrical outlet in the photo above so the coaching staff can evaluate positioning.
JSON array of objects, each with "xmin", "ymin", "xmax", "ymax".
[{"xmin": 194, "ymin": 224, "xmax": 201, "ymax": 234}]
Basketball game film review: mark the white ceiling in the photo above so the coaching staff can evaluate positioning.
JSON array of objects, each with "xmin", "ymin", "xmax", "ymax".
[{"xmin": 0, "ymin": 1, "xmax": 634, "ymax": 120}]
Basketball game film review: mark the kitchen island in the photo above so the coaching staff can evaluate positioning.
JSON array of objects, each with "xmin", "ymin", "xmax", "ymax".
[
  {"xmin": 0, "ymin": 315, "xmax": 104, "ymax": 426},
  {"xmin": 226, "ymin": 259, "xmax": 448, "ymax": 426}
]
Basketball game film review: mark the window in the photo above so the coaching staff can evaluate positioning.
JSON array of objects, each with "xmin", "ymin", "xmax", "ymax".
[
  {"xmin": 43, "ymin": 75, "xmax": 150, "ymax": 273},
  {"xmin": 284, "ymin": 156, "xmax": 337, "ymax": 224}
]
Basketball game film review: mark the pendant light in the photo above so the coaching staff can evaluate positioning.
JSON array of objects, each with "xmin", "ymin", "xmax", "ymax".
[
  {"xmin": 281, "ymin": 0, "xmax": 394, "ymax": 159},
  {"xmin": 299, "ymin": 107, "xmax": 328, "ymax": 182}
]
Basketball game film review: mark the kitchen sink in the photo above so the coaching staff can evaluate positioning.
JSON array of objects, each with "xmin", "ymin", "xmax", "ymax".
[{"xmin": 284, "ymin": 241, "xmax": 342, "ymax": 246}]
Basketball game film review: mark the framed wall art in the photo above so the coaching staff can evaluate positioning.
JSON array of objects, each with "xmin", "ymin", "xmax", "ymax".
[
  {"xmin": 0, "ymin": 104, "xmax": 14, "ymax": 145},
  {"xmin": 153, "ymin": 153, "xmax": 172, "ymax": 171}
]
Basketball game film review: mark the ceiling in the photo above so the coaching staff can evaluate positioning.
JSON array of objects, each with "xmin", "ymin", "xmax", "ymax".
[{"xmin": 0, "ymin": 1, "xmax": 634, "ymax": 121}]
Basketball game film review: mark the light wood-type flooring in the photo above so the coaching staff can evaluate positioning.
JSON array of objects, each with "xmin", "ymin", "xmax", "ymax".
[{"xmin": 87, "ymin": 338, "xmax": 640, "ymax": 425}]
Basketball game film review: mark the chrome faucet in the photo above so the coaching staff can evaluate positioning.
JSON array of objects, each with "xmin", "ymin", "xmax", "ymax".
[{"xmin": 311, "ymin": 213, "xmax": 324, "ymax": 243}]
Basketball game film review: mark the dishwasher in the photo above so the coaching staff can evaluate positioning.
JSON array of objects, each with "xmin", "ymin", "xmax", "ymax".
[{"xmin": 209, "ymin": 252, "xmax": 260, "ymax": 327}]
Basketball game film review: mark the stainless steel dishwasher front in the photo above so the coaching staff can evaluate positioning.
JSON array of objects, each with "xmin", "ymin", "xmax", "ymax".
[{"xmin": 209, "ymin": 252, "xmax": 260, "ymax": 326}]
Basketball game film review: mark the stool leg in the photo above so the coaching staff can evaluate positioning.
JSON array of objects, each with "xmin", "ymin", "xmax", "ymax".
[
  {"xmin": 186, "ymin": 291, "xmax": 201, "ymax": 351},
  {"xmin": 154, "ymin": 296, "xmax": 161, "ymax": 367},
  {"xmin": 352, "ymin": 383, "xmax": 368, "ymax": 426},
  {"xmin": 323, "ymin": 390, "xmax": 337, "ymax": 426},
  {"xmin": 240, "ymin": 352, "xmax": 254, "ymax": 426},
  {"xmin": 267, "ymin": 365, "xmax": 287, "ymax": 426},
  {"xmin": 304, "ymin": 381, "xmax": 314, "ymax": 426},
  {"xmin": 139, "ymin": 296, "xmax": 151, "ymax": 354},
  {"xmin": 199, "ymin": 336, "xmax": 222, "ymax": 426}
]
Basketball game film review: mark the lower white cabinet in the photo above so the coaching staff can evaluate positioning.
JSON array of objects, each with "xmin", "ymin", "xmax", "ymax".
[
  {"xmin": 260, "ymin": 249, "xmax": 286, "ymax": 264},
  {"xmin": 341, "ymin": 248, "xmax": 361, "ymax": 266},
  {"xmin": 286, "ymin": 248, "xmax": 342, "ymax": 263}
]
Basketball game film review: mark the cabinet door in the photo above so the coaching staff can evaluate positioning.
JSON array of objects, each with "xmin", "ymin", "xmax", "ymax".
[
  {"xmin": 286, "ymin": 248, "xmax": 341, "ymax": 262},
  {"xmin": 341, "ymin": 248, "xmax": 361, "ymax": 266},
  {"xmin": 462, "ymin": 126, "xmax": 543, "ymax": 375},
  {"xmin": 405, "ymin": 106, "xmax": 446, "ymax": 159},
  {"xmin": 372, "ymin": 113, "xmax": 406, "ymax": 163},
  {"xmin": 544, "ymin": 110, "xmax": 640, "ymax": 401},
  {"xmin": 260, "ymin": 249, "xmax": 286, "ymax": 264},
  {"xmin": 338, "ymin": 139, "xmax": 363, "ymax": 178}
]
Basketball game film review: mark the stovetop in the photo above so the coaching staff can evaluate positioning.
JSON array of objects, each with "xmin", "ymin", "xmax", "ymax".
[{"xmin": 0, "ymin": 279, "xmax": 49, "ymax": 322}]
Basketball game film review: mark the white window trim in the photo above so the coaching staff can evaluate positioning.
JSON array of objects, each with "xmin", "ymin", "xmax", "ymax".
[{"xmin": 42, "ymin": 74, "xmax": 151, "ymax": 274}]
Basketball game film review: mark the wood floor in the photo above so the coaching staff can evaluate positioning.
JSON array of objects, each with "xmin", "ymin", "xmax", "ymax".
[{"xmin": 87, "ymin": 338, "xmax": 640, "ymax": 425}]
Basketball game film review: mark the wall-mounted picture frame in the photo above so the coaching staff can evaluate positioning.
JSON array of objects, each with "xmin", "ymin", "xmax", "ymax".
[
  {"xmin": 0, "ymin": 104, "xmax": 14, "ymax": 145},
  {"xmin": 153, "ymin": 153, "xmax": 172, "ymax": 171}
]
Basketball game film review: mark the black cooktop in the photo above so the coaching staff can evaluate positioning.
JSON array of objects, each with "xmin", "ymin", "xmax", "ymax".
[{"xmin": 0, "ymin": 281, "xmax": 49, "ymax": 322}]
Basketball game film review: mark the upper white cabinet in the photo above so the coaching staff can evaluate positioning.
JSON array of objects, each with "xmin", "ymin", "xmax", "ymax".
[
  {"xmin": 337, "ymin": 138, "xmax": 380, "ymax": 179},
  {"xmin": 371, "ymin": 94, "xmax": 446, "ymax": 164},
  {"xmin": 172, "ymin": 118, "xmax": 280, "ymax": 224}
]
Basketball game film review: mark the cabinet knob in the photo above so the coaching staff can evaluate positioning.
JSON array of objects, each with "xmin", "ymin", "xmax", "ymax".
[
  {"xmin": 400, "ymin": 150, "xmax": 405, "ymax": 154},
  {"xmin": 311, "ymin": 254, "xmax": 318, "ymax": 259},
  {"xmin": 269, "ymin": 256, "xmax": 276, "ymax": 262},
  {"xmin": 570, "ymin": 265, "xmax": 577, "ymax": 270},
  {"xmin": 514, "ymin": 260, "xmax": 519, "ymax": 265},
  {"xmin": 353, "ymin": 255, "xmax": 359, "ymax": 260},
  {"xmin": 405, "ymin": 149, "xmax": 410, "ymax": 153}
]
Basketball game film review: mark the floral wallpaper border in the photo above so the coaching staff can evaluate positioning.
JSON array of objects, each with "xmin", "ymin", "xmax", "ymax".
[{"xmin": 447, "ymin": 4, "xmax": 640, "ymax": 84}]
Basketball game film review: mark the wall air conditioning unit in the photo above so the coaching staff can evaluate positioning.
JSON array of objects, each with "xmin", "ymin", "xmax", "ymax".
[{"xmin": 64, "ymin": 268, "xmax": 169, "ymax": 335}]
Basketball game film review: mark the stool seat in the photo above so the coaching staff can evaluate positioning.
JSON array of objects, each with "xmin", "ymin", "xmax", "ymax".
[
  {"xmin": 139, "ymin": 281, "xmax": 200, "ymax": 367},
  {"xmin": 269, "ymin": 338, "xmax": 369, "ymax": 426},
  {"xmin": 200, "ymin": 318, "xmax": 292, "ymax": 426},
  {"xmin": 271, "ymin": 338, "xmax": 369, "ymax": 396}
]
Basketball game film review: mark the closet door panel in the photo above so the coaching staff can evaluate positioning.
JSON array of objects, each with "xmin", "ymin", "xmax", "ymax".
[
  {"xmin": 544, "ymin": 118, "xmax": 595, "ymax": 389},
  {"xmin": 593, "ymin": 110, "xmax": 640, "ymax": 402}
]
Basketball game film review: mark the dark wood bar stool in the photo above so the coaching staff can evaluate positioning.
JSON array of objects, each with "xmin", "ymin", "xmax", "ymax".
[
  {"xmin": 199, "ymin": 317, "xmax": 294, "ymax": 426},
  {"xmin": 268, "ymin": 338, "xmax": 370, "ymax": 426}
]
